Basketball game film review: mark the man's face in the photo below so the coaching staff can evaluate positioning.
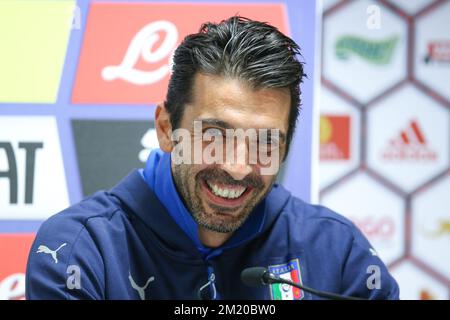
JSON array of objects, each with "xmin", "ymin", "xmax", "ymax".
[{"xmin": 171, "ymin": 73, "xmax": 291, "ymax": 234}]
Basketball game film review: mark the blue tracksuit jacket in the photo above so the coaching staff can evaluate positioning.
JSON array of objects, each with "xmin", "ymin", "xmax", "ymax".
[{"xmin": 26, "ymin": 152, "xmax": 399, "ymax": 300}]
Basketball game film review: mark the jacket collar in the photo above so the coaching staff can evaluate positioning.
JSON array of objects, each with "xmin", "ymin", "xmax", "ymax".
[{"xmin": 109, "ymin": 169, "xmax": 203, "ymax": 260}]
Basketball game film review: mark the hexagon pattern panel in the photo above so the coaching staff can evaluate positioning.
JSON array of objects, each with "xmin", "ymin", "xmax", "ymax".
[
  {"xmin": 414, "ymin": 1, "xmax": 450, "ymax": 102},
  {"xmin": 390, "ymin": 260, "xmax": 449, "ymax": 300},
  {"xmin": 319, "ymin": 87, "xmax": 361, "ymax": 189},
  {"xmin": 412, "ymin": 175, "xmax": 450, "ymax": 280},
  {"xmin": 321, "ymin": 0, "xmax": 450, "ymax": 299},
  {"xmin": 323, "ymin": 0, "xmax": 408, "ymax": 104},
  {"xmin": 321, "ymin": 172, "xmax": 405, "ymax": 265},
  {"xmin": 323, "ymin": 0, "xmax": 344, "ymax": 12},
  {"xmin": 387, "ymin": 0, "xmax": 435, "ymax": 15},
  {"xmin": 367, "ymin": 84, "xmax": 449, "ymax": 193}
]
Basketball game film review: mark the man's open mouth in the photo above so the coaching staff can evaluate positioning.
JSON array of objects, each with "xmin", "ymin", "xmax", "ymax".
[{"xmin": 200, "ymin": 179, "xmax": 253, "ymax": 208}]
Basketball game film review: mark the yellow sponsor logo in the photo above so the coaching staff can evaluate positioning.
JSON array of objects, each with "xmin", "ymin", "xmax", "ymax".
[
  {"xmin": 320, "ymin": 116, "xmax": 333, "ymax": 144},
  {"xmin": 421, "ymin": 219, "xmax": 450, "ymax": 238},
  {"xmin": 0, "ymin": 0, "xmax": 75, "ymax": 103}
]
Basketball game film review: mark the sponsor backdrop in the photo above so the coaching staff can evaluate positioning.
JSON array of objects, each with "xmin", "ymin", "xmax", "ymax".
[
  {"xmin": 0, "ymin": 0, "xmax": 320, "ymax": 299},
  {"xmin": 321, "ymin": 0, "xmax": 450, "ymax": 299},
  {"xmin": 4, "ymin": 0, "xmax": 448, "ymax": 301}
]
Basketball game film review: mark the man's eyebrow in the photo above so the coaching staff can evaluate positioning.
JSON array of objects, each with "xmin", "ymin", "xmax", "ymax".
[
  {"xmin": 193, "ymin": 118, "xmax": 287, "ymax": 142},
  {"xmin": 194, "ymin": 118, "xmax": 233, "ymax": 129}
]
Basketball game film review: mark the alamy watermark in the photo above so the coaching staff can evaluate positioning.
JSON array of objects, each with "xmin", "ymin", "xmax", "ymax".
[
  {"xmin": 69, "ymin": 5, "xmax": 81, "ymax": 30},
  {"xmin": 171, "ymin": 120, "xmax": 281, "ymax": 176},
  {"xmin": 366, "ymin": 5, "xmax": 381, "ymax": 30},
  {"xmin": 366, "ymin": 265, "xmax": 381, "ymax": 290}
]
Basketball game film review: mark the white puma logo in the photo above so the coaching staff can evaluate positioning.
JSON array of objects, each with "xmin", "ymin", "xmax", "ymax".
[
  {"xmin": 128, "ymin": 272, "xmax": 154, "ymax": 300},
  {"xmin": 36, "ymin": 243, "xmax": 67, "ymax": 264}
]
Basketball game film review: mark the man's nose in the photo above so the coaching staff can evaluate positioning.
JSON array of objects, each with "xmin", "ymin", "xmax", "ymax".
[
  {"xmin": 220, "ymin": 161, "xmax": 253, "ymax": 181},
  {"xmin": 220, "ymin": 141, "xmax": 253, "ymax": 181}
]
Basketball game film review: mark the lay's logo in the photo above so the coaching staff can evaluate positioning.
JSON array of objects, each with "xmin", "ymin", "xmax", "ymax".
[
  {"xmin": 320, "ymin": 115, "xmax": 351, "ymax": 161},
  {"xmin": 101, "ymin": 20, "xmax": 178, "ymax": 86},
  {"xmin": 72, "ymin": 2, "xmax": 288, "ymax": 104}
]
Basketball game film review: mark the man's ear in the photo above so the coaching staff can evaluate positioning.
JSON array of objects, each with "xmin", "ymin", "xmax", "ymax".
[{"xmin": 155, "ymin": 103, "xmax": 173, "ymax": 153}]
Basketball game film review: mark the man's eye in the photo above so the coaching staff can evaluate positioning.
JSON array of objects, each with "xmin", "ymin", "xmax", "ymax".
[{"xmin": 204, "ymin": 128, "xmax": 223, "ymax": 138}]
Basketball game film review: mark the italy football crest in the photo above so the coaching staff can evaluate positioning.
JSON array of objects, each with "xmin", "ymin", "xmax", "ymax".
[{"xmin": 268, "ymin": 258, "xmax": 304, "ymax": 300}]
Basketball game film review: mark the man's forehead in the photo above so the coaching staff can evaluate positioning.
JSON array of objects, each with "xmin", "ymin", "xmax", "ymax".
[
  {"xmin": 184, "ymin": 73, "xmax": 291, "ymax": 128},
  {"xmin": 191, "ymin": 73, "xmax": 290, "ymax": 103}
]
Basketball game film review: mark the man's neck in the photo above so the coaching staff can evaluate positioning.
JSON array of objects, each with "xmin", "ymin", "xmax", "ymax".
[{"xmin": 198, "ymin": 226, "xmax": 233, "ymax": 248}]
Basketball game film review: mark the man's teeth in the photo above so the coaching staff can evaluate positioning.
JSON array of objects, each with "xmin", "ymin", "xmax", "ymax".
[{"xmin": 206, "ymin": 181, "xmax": 247, "ymax": 199}]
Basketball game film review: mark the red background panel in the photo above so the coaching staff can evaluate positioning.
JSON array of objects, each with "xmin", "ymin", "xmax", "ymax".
[{"xmin": 72, "ymin": 2, "xmax": 289, "ymax": 104}]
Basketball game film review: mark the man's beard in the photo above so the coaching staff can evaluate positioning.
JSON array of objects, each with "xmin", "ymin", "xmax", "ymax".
[{"xmin": 172, "ymin": 164, "xmax": 274, "ymax": 233}]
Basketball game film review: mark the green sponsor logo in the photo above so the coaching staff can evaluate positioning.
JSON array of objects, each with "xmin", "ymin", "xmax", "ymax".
[{"xmin": 335, "ymin": 35, "xmax": 398, "ymax": 65}]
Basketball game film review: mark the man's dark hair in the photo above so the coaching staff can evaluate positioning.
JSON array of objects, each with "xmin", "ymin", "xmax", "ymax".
[{"xmin": 165, "ymin": 16, "xmax": 305, "ymax": 156}]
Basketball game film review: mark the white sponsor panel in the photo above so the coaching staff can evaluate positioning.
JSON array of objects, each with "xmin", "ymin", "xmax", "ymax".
[
  {"xmin": 367, "ymin": 85, "xmax": 449, "ymax": 193},
  {"xmin": 319, "ymin": 87, "xmax": 360, "ymax": 188},
  {"xmin": 0, "ymin": 116, "xmax": 69, "ymax": 219},
  {"xmin": 415, "ymin": 1, "xmax": 450, "ymax": 102},
  {"xmin": 387, "ymin": 0, "xmax": 434, "ymax": 15},
  {"xmin": 323, "ymin": 0, "xmax": 407, "ymax": 103},
  {"xmin": 412, "ymin": 175, "xmax": 450, "ymax": 280},
  {"xmin": 321, "ymin": 172, "xmax": 405, "ymax": 265},
  {"xmin": 323, "ymin": 0, "xmax": 342, "ymax": 12},
  {"xmin": 390, "ymin": 260, "xmax": 448, "ymax": 300}
]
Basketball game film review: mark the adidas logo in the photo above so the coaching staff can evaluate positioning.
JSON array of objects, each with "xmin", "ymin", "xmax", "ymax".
[{"xmin": 382, "ymin": 120, "xmax": 437, "ymax": 161}]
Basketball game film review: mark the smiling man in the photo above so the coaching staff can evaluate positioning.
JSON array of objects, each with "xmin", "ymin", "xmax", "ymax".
[
  {"xmin": 26, "ymin": 16, "xmax": 399, "ymax": 300},
  {"xmin": 163, "ymin": 73, "xmax": 290, "ymax": 249}
]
